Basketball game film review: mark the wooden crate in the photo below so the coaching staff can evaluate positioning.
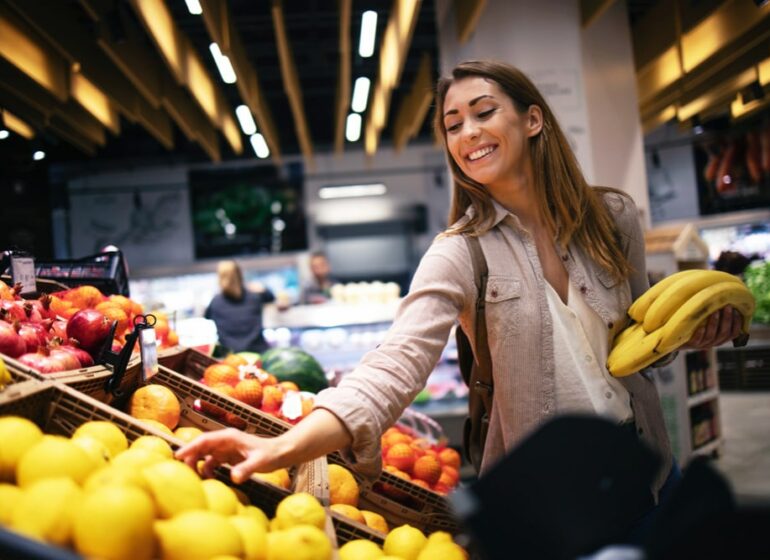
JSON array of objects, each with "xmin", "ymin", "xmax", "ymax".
[{"xmin": 1, "ymin": 352, "xmax": 142, "ymax": 405}]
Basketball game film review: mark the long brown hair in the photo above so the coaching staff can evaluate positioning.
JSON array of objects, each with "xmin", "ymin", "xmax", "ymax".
[
  {"xmin": 218, "ymin": 260, "xmax": 244, "ymax": 300},
  {"xmin": 434, "ymin": 60, "xmax": 632, "ymax": 281}
]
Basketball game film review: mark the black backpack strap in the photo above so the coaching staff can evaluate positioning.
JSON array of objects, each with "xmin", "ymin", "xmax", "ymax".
[{"xmin": 462, "ymin": 235, "xmax": 493, "ymax": 414}]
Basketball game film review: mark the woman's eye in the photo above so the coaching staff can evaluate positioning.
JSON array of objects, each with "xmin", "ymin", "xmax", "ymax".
[
  {"xmin": 478, "ymin": 109, "xmax": 494, "ymax": 119},
  {"xmin": 446, "ymin": 122, "xmax": 461, "ymax": 132}
]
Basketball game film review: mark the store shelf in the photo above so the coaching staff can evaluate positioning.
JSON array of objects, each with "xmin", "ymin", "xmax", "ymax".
[
  {"xmin": 263, "ymin": 300, "xmax": 401, "ymax": 329},
  {"xmin": 687, "ymin": 387, "xmax": 719, "ymax": 408},
  {"xmin": 691, "ymin": 437, "xmax": 722, "ymax": 458}
]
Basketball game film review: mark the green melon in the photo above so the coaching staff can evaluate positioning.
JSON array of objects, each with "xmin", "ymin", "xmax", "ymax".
[{"xmin": 260, "ymin": 347, "xmax": 328, "ymax": 394}]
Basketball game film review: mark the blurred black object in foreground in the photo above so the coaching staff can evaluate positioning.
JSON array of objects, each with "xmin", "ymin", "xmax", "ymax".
[{"xmin": 451, "ymin": 415, "xmax": 770, "ymax": 560}]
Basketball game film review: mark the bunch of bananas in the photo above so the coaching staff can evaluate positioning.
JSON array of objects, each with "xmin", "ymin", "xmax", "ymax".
[{"xmin": 607, "ymin": 270, "xmax": 756, "ymax": 377}]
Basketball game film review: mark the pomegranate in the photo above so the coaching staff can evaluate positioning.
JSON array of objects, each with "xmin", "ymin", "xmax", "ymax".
[
  {"xmin": 17, "ymin": 347, "xmax": 67, "ymax": 373},
  {"xmin": 51, "ymin": 319, "xmax": 68, "ymax": 339},
  {"xmin": 56, "ymin": 339, "xmax": 94, "ymax": 368},
  {"xmin": 0, "ymin": 301, "xmax": 28, "ymax": 322},
  {"xmin": 0, "ymin": 321, "xmax": 26, "ymax": 357},
  {"xmin": 66, "ymin": 309, "xmax": 114, "ymax": 356},
  {"xmin": 48, "ymin": 346, "xmax": 81, "ymax": 370},
  {"xmin": 16, "ymin": 321, "xmax": 50, "ymax": 353}
]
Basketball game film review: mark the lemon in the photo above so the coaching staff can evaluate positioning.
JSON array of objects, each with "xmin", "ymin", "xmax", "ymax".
[
  {"xmin": 330, "ymin": 503, "xmax": 365, "ymax": 523},
  {"xmin": 252, "ymin": 468, "xmax": 291, "ymax": 490},
  {"xmin": 16, "ymin": 436, "xmax": 96, "ymax": 487},
  {"xmin": 0, "ymin": 356, "xmax": 11, "ymax": 388},
  {"xmin": 416, "ymin": 541, "xmax": 466, "ymax": 560},
  {"xmin": 139, "ymin": 419, "xmax": 174, "ymax": 435},
  {"xmin": 83, "ymin": 465, "xmax": 151, "ymax": 494},
  {"xmin": 174, "ymin": 426, "xmax": 204, "ymax": 443},
  {"xmin": 155, "ymin": 510, "xmax": 244, "ymax": 560},
  {"xmin": 339, "ymin": 539, "xmax": 385, "ymax": 560},
  {"xmin": 426, "ymin": 530, "xmax": 453, "ymax": 545},
  {"xmin": 0, "ymin": 483, "xmax": 22, "ymax": 524},
  {"xmin": 10, "ymin": 477, "xmax": 82, "ymax": 545},
  {"xmin": 71, "ymin": 435, "xmax": 111, "ymax": 467},
  {"xmin": 361, "ymin": 510, "xmax": 389, "ymax": 534},
  {"xmin": 130, "ymin": 435, "xmax": 173, "ymax": 458},
  {"xmin": 0, "ymin": 416, "xmax": 43, "ymax": 482},
  {"xmin": 111, "ymin": 448, "xmax": 166, "ymax": 471},
  {"xmin": 329, "ymin": 464, "xmax": 359, "ymax": 506},
  {"xmin": 229, "ymin": 514, "xmax": 267, "ymax": 560},
  {"xmin": 72, "ymin": 485, "xmax": 155, "ymax": 560},
  {"xmin": 273, "ymin": 492, "xmax": 326, "ymax": 530},
  {"xmin": 72, "ymin": 421, "xmax": 128, "ymax": 458},
  {"xmin": 142, "ymin": 460, "xmax": 206, "ymax": 518},
  {"xmin": 202, "ymin": 478, "xmax": 241, "ymax": 515},
  {"xmin": 238, "ymin": 505, "xmax": 270, "ymax": 531},
  {"xmin": 383, "ymin": 524, "xmax": 428, "ymax": 560},
  {"xmin": 267, "ymin": 525, "xmax": 332, "ymax": 560}
]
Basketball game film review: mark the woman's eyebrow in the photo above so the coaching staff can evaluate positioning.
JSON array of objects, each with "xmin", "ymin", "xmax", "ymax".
[{"xmin": 444, "ymin": 94, "xmax": 495, "ymax": 117}]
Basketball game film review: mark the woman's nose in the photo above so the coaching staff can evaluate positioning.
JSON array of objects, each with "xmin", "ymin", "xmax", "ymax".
[{"xmin": 462, "ymin": 122, "xmax": 480, "ymax": 141}]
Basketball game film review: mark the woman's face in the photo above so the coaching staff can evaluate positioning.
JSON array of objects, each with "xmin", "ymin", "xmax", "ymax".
[{"xmin": 443, "ymin": 76, "xmax": 537, "ymax": 190}]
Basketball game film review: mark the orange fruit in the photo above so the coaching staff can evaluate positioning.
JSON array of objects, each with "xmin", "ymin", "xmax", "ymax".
[
  {"xmin": 411, "ymin": 479, "xmax": 431, "ymax": 490},
  {"xmin": 381, "ymin": 466, "xmax": 411, "ymax": 500},
  {"xmin": 278, "ymin": 381, "xmax": 299, "ymax": 393},
  {"xmin": 261, "ymin": 385, "xmax": 284, "ymax": 412},
  {"xmin": 164, "ymin": 330, "xmax": 179, "ymax": 347},
  {"xmin": 385, "ymin": 443, "xmax": 416, "ymax": 474},
  {"xmin": 384, "ymin": 431, "xmax": 412, "ymax": 448},
  {"xmin": 65, "ymin": 285, "xmax": 104, "ymax": 309},
  {"xmin": 262, "ymin": 374, "xmax": 278, "ymax": 386},
  {"xmin": 49, "ymin": 296, "xmax": 76, "ymax": 319},
  {"xmin": 222, "ymin": 354, "xmax": 248, "ymax": 368},
  {"xmin": 329, "ymin": 504, "xmax": 365, "ymax": 524},
  {"xmin": 233, "ymin": 379, "xmax": 263, "ymax": 408},
  {"xmin": 329, "ymin": 464, "xmax": 359, "ymax": 507},
  {"xmin": 153, "ymin": 317, "xmax": 170, "ymax": 341},
  {"xmin": 439, "ymin": 465, "xmax": 459, "ymax": 487},
  {"xmin": 128, "ymin": 384, "xmax": 181, "ymax": 430},
  {"xmin": 432, "ymin": 482, "xmax": 452, "ymax": 495},
  {"xmin": 300, "ymin": 397, "xmax": 314, "ymax": 418},
  {"xmin": 224, "ymin": 412, "xmax": 247, "ymax": 429},
  {"xmin": 438, "ymin": 448, "xmax": 461, "ymax": 470},
  {"xmin": 95, "ymin": 304, "xmax": 129, "ymax": 336},
  {"xmin": 360, "ymin": 510, "xmax": 389, "ymax": 534},
  {"xmin": 107, "ymin": 295, "xmax": 134, "ymax": 316},
  {"xmin": 412, "ymin": 455, "xmax": 442, "ymax": 486},
  {"xmin": 203, "ymin": 364, "xmax": 240, "ymax": 386}
]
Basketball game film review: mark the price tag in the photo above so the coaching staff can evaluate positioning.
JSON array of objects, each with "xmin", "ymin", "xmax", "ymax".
[
  {"xmin": 139, "ymin": 328, "xmax": 159, "ymax": 381},
  {"xmin": 10, "ymin": 256, "xmax": 36, "ymax": 295}
]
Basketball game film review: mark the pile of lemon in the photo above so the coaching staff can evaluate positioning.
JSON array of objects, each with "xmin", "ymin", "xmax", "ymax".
[
  {"xmin": 0, "ymin": 416, "xmax": 325, "ymax": 560},
  {"xmin": 0, "ymin": 356, "xmax": 12, "ymax": 392}
]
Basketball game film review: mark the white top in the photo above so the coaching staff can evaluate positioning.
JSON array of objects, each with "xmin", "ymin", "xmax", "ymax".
[{"xmin": 545, "ymin": 281, "xmax": 633, "ymax": 423}]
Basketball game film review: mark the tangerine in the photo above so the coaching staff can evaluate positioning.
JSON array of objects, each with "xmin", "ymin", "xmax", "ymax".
[
  {"xmin": 203, "ymin": 364, "xmax": 240, "ymax": 386},
  {"xmin": 128, "ymin": 384, "xmax": 181, "ymax": 430}
]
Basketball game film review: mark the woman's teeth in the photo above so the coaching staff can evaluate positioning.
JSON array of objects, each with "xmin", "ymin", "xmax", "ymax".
[{"xmin": 468, "ymin": 146, "xmax": 496, "ymax": 161}]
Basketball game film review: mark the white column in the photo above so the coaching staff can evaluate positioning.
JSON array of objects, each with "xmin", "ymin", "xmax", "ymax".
[{"xmin": 435, "ymin": 0, "xmax": 650, "ymax": 225}]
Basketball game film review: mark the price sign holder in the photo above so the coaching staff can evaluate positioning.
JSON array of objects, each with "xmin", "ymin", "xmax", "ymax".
[{"xmin": 10, "ymin": 252, "xmax": 36, "ymax": 295}]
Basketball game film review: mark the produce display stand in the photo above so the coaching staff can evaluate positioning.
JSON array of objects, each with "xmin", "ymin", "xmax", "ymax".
[
  {"xmin": 0, "ymin": 381, "xmax": 339, "ymax": 557},
  {"xmin": 158, "ymin": 345, "xmax": 459, "ymax": 536},
  {"xmin": 1, "ymin": 352, "xmax": 143, "ymax": 406}
]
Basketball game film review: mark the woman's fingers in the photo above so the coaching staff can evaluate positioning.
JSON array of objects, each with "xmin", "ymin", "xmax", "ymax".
[{"xmin": 231, "ymin": 452, "xmax": 265, "ymax": 484}]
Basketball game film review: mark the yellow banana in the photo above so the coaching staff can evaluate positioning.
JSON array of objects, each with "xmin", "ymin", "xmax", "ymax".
[
  {"xmin": 608, "ymin": 329, "xmax": 664, "ymax": 377},
  {"xmin": 642, "ymin": 270, "xmax": 744, "ymax": 333},
  {"xmin": 627, "ymin": 270, "xmax": 699, "ymax": 322},
  {"xmin": 656, "ymin": 281, "xmax": 756, "ymax": 355},
  {"xmin": 609, "ymin": 322, "xmax": 645, "ymax": 354}
]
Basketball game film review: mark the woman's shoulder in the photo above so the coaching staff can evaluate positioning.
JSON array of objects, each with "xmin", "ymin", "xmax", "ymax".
[{"xmin": 594, "ymin": 187, "xmax": 639, "ymax": 231}]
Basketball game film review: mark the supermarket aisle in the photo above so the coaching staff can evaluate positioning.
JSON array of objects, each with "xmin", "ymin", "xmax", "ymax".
[{"xmin": 712, "ymin": 391, "xmax": 770, "ymax": 500}]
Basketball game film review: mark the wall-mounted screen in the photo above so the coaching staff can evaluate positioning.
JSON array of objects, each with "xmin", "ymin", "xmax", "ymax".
[{"xmin": 189, "ymin": 165, "xmax": 307, "ymax": 259}]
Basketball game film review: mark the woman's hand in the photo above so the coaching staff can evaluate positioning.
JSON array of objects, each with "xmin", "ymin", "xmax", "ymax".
[
  {"xmin": 683, "ymin": 305, "xmax": 743, "ymax": 350},
  {"xmin": 175, "ymin": 428, "xmax": 288, "ymax": 484}
]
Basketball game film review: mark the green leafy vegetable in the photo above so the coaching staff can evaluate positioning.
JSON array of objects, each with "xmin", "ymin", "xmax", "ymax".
[{"xmin": 744, "ymin": 261, "xmax": 770, "ymax": 325}]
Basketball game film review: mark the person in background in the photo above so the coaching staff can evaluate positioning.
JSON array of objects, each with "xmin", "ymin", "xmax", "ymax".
[
  {"xmin": 205, "ymin": 260, "xmax": 275, "ymax": 354},
  {"xmin": 179, "ymin": 61, "xmax": 742, "ymax": 543},
  {"xmin": 300, "ymin": 250, "xmax": 337, "ymax": 304}
]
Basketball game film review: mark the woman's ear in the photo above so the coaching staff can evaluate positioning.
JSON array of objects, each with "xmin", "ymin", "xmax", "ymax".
[{"xmin": 526, "ymin": 105, "xmax": 544, "ymax": 138}]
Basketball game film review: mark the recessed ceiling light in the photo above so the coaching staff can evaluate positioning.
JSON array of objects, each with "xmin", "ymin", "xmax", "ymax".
[
  {"xmin": 351, "ymin": 77, "xmax": 371, "ymax": 113},
  {"xmin": 250, "ymin": 133, "xmax": 270, "ymax": 158},
  {"xmin": 33, "ymin": 150, "xmax": 45, "ymax": 161},
  {"xmin": 345, "ymin": 113, "xmax": 362, "ymax": 142},
  {"xmin": 235, "ymin": 105, "xmax": 257, "ymax": 135},
  {"xmin": 359, "ymin": 11, "xmax": 378, "ymax": 58},
  {"xmin": 185, "ymin": 0, "xmax": 203, "ymax": 15},
  {"xmin": 0, "ymin": 129, "xmax": 9, "ymax": 140}
]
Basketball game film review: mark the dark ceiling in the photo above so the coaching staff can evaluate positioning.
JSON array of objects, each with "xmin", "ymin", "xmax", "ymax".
[{"xmin": 0, "ymin": 0, "xmax": 440, "ymax": 168}]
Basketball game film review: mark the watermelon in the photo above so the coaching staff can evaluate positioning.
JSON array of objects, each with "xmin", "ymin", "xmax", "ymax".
[{"xmin": 260, "ymin": 347, "xmax": 328, "ymax": 394}]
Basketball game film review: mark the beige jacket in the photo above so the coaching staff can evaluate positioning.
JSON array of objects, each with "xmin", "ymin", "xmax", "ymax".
[{"xmin": 314, "ymin": 191, "xmax": 673, "ymax": 495}]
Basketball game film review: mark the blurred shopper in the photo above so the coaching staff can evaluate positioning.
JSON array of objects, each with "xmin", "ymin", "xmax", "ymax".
[
  {"xmin": 205, "ymin": 260, "xmax": 275, "ymax": 354},
  {"xmin": 180, "ymin": 61, "xmax": 742, "ymax": 542},
  {"xmin": 300, "ymin": 250, "xmax": 337, "ymax": 304}
]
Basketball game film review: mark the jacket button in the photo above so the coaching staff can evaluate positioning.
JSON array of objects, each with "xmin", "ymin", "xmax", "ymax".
[
  {"xmin": 580, "ymin": 285, "xmax": 587, "ymax": 293},
  {"xmin": 561, "ymin": 254, "xmax": 569, "ymax": 261},
  {"xmin": 608, "ymin": 322, "xmax": 614, "ymax": 329},
  {"xmin": 491, "ymin": 289, "xmax": 498, "ymax": 298}
]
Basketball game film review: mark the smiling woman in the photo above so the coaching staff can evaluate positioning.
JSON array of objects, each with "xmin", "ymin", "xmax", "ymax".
[{"xmin": 175, "ymin": 60, "xmax": 742, "ymax": 548}]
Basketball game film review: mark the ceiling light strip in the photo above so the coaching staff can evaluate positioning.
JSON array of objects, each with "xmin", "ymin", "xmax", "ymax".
[
  {"xmin": 359, "ymin": 10, "xmax": 378, "ymax": 58},
  {"xmin": 335, "ymin": 0, "xmax": 352, "ymax": 154},
  {"xmin": 351, "ymin": 77, "xmax": 371, "ymax": 113},
  {"xmin": 235, "ymin": 105, "xmax": 257, "ymax": 135},
  {"xmin": 209, "ymin": 42, "xmax": 237, "ymax": 84},
  {"xmin": 345, "ymin": 113, "xmax": 362, "ymax": 142},
  {"xmin": 319, "ymin": 183, "xmax": 387, "ymax": 199}
]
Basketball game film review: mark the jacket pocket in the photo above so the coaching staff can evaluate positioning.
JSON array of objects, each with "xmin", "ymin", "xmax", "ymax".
[{"xmin": 485, "ymin": 276, "xmax": 521, "ymax": 337}]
